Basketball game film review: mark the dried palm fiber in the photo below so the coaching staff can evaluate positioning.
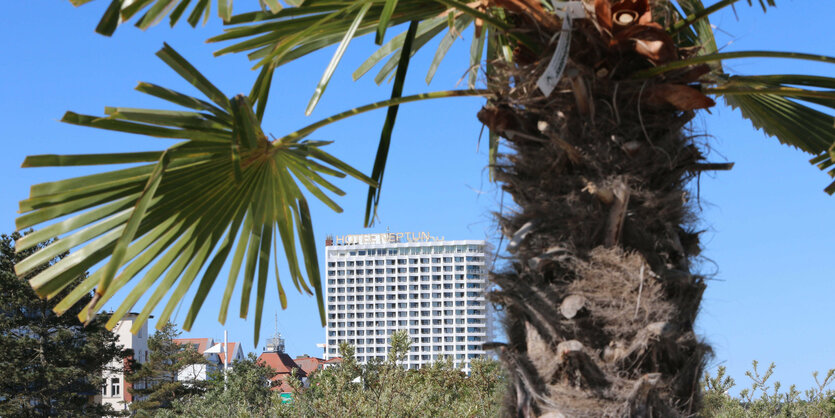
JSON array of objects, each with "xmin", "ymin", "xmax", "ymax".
[{"xmin": 481, "ymin": 1, "xmax": 713, "ymax": 416}]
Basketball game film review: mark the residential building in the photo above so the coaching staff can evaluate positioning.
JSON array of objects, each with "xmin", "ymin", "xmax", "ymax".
[
  {"xmin": 293, "ymin": 355, "xmax": 327, "ymax": 376},
  {"xmin": 206, "ymin": 341, "xmax": 245, "ymax": 369},
  {"xmin": 173, "ymin": 338, "xmax": 245, "ymax": 381},
  {"xmin": 99, "ymin": 315, "xmax": 245, "ymax": 412},
  {"xmin": 258, "ymin": 350, "xmax": 305, "ymax": 393},
  {"xmin": 98, "ymin": 313, "xmax": 151, "ymax": 413},
  {"xmin": 173, "ymin": 337, "xmax": 217, "ymax": 381},
  {"xmin": 257, "ymin": 331, "xmax": 328, "ymax": 393},
  {"xmin": 322, "ymin": 232, "xmax": 491, "ymax": 373}
]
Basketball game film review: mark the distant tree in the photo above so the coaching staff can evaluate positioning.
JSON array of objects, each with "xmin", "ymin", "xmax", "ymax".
[
  {"xmin": 0, "ymin": 232, "xmax": 128, "ymax": 417},
  {"xmin": 124, "ymin": 321, "xmax": 208, "ymax": 415},
  {"xmin": 160, "ymin": 353, "xmax": 277, "ymax": 417},
  {"xmin": 150, "ymin": 331, "xmax": 505, "ymax": 417},
  {"xmin": 288, "ymin": 330, "xmax": 506, "ymax": 417},
  {"xmin": 701, "ymin": 362, "xmax": 835, "ymax": 417}
]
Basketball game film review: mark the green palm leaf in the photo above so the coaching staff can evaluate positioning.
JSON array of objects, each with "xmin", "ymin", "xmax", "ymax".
[
  {"xmin": 633, "ymin": 46, "xmax": 835, "ymax": 193},
  {"xmin": 707, "ymin": 75, "xmax": 835, "ymax": 193},
  {"xmin": 209, "ymin": 0, "xmax": 449, "ymax": 68},
  {"xmin": 16, "ymin": 45, "xmax": 373, "ymax": 344},
  {"xmin": 70, "ymin": 0, "xmax": 244, "ymax": 36}
]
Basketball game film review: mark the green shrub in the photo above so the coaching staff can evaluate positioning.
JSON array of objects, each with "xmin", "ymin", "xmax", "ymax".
[
  {"xmin": 702, "ymin": 361, "xmax": 835, "ymax": 417},
  {"xmin": 286, "ymin": 331, "xmax": 506, "ymax": 417}
]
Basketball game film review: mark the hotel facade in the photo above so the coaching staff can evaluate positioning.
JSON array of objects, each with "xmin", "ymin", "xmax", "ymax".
[{"xmin": 322, "ymin": 232, "xmax": 491, "ymax": 372}]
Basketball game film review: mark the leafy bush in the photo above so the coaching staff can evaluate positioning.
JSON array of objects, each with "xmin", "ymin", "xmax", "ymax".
[
  {"xmin": 285, "ymin": 331, "xmax": 506, "ymax": 417},
  {"xmin": 153, "ymin": 330, "xmax": 505, "ymax": 417},
  {"xmin": 145, "ymin": 330, "xmax": 835, "ymax": 418},
  {"xmin": 702, "ymin": 361, "xmax": 835, "ymax": 417},
  {"xmin": 159, "ymin": 353, "xmax": 278, "ymax": 417}
]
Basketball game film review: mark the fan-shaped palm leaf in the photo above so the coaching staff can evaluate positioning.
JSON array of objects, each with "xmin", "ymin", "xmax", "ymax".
[
  {"xmin": 16, "ymin": 44, "xmax": 374, "ymax": 345},
  {"xmin": 635, "ymin": 48, "xmax": 835, "ymax": 193}
]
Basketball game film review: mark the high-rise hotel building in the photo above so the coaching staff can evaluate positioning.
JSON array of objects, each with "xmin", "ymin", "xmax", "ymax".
[{"xmin": 322, "ymin": 232, "xmax": 491, "ymax": 372}]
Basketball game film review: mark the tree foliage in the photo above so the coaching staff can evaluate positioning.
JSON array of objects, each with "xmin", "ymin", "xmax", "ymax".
[
  {"xmin": 286, "ymin": 330, "xmax": 506, "ymax": 417},
  {"xmin": 158, "ymin": 353, "xmax": 278, "ymax": 417},
  {"xmin": 702, "ymin": 362, "xmax": 835, "ymax": 417},
  {"xmin": 0, "ymin": 232, "xmax": 128, "ymax": 417},
  {"xmin": 124, "ymin": 321, "xmax": 209, "ymax": 415},
  {"xmin": 146, "ymin": 330, "xmax": 506, "ymax": 417}
]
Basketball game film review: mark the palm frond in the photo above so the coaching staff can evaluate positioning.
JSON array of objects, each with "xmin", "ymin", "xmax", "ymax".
[
  {"xmin": 635, "ymin": 50, "xmax": 835, "ymax": 78},
  {"xmin": 69, "ymin": 0, "xmax": 265, "ymax": 36},
  {"xmin": 364, "ymin": 20, "xmax": 419, "ymax": 228},
  {"xmin": 17, "ymin": 45, "xmax": 373, "ymax": 345},
  {"xmin": 708, "ymin": 75, "xmax": 835, "ymax": 193},
  {"xmin": 669, "ymin": 0, "xmax": 719, "ymax": 56},
  {"xmin": 669, "ymin": 0, "xmax": 775, "ymax": 38},
  {"xmin": 209, "ymin": 1, "xmax": 447, "ymax": 65}
]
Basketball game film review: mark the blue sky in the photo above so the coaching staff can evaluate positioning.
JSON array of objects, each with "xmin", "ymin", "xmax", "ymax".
[{"xmin": 2, "ymin": 1, "xmax": 833, "ymax": 393}]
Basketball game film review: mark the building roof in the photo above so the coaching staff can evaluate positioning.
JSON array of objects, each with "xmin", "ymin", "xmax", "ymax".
[
  {"xmin": 173, "ymin": 338, "xmax": 213, "ymax": 354},
  {"xmin": 215, "ymin": 343, "xmax": 238, "ymax": 365},
  {"xmin": 272, "ymin": 380, "xmax": 294, "ymax": 393},
  {"xmin": 258, "ymin": 352, "xmax": 306, "ymax": 380},
  {"xmin": 325, "ymin": 357, "xmax": 343, "ymax": 364},
  {"xmin": 293, "ymin": 356, "xmax": 327, "ymax": 375}
]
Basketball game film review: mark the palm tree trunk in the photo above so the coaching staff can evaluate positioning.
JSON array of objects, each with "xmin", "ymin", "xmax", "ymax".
[{"xmin": 482, "ymin": 7, "xmax": 711, "ymax": 417}]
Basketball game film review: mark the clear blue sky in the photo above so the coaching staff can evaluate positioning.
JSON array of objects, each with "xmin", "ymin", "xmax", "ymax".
[{"xmin": 2, "ymin": 2, "xmax": 833, "ymax": 393}]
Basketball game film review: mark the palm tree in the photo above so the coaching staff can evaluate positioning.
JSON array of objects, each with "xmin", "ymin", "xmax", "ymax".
[{"xmin": 18, "ymin": 0, "xmax": 835, "ymax": 415}]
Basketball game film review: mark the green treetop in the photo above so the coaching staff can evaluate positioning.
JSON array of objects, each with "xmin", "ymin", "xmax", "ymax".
[
  {"xmin": 124, "ymin": 321, "xmax": 209, "ymax": 415},
  {"xmin": 0, "ymin": 232, "xmax": 128, "ymax": 417}
]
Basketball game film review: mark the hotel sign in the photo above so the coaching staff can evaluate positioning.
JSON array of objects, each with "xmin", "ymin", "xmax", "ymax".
[{"xmin": 333, "ymin": 232, "xmax": 445, "ymax": 245}]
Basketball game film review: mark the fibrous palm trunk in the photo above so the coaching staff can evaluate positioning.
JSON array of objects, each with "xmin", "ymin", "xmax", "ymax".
[{"xmin": 481, "ymin": 2, "xmax": 713, "ymax": 416}]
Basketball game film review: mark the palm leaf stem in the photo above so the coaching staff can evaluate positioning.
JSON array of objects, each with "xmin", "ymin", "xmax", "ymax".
[
  {"xmin": 274, "ymin": 89, "xmax": 491, "ymax": 144},
  {"xmin": 705, "ymin": 86, "xmax": 835, "ymax": 100},
  {"xmin": 634, "ymin": 51, "xmax": 835, "ymax": 78},
  {"xmin": 669, "ymin": 0, "xmax": 742, "ymax": 34}
]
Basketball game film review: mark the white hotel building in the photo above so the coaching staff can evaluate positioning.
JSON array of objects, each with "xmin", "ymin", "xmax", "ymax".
[{"xmin": 322, "ymin": 232, "xmax": 492, "ymax": 372}]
